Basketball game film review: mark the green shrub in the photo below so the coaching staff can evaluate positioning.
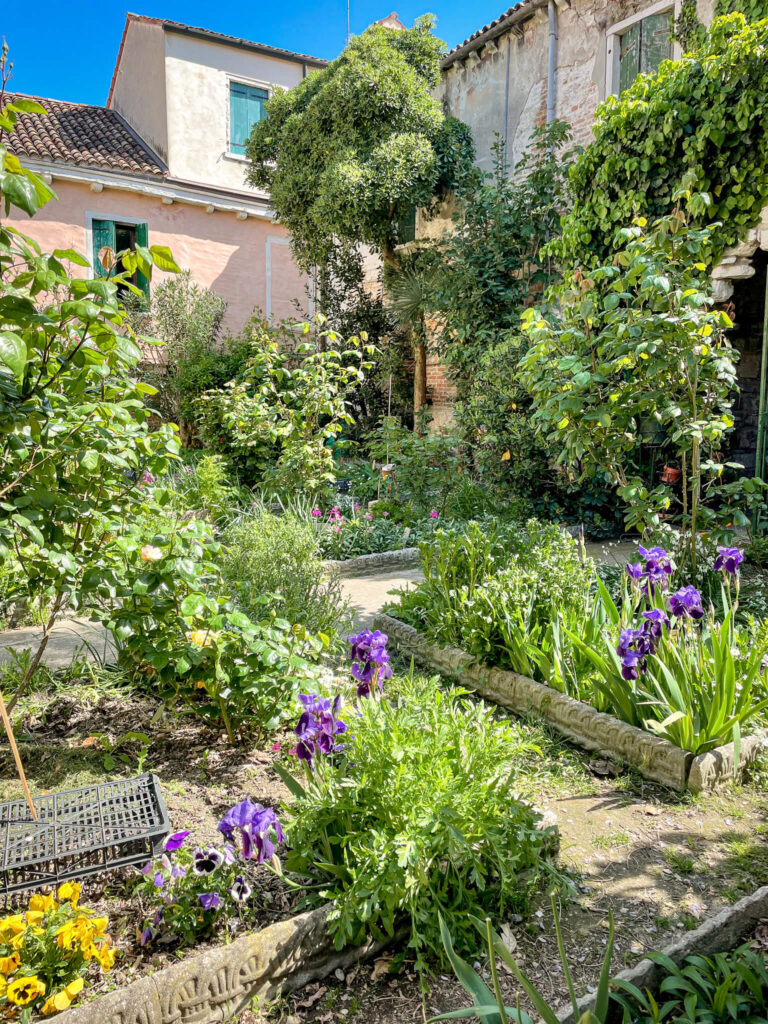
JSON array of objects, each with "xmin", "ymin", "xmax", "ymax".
[
  {"xmin": 221, "ymin": 507, "xmax": 349, "ymax": 640},
  {"xmin": 98, "ymin": 517, "xmax": 325, "ymax": 739},
  {"xmin": 280, "ymin": 674, "xmax": 557, "ymax": 970},
  {"xmin": 164, "ymin": 454, "xmax": 241, "ymax": 524}
]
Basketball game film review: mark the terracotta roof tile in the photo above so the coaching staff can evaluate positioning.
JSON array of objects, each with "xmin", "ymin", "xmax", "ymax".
[
  {"xmin": 2, "ymin": 93, "xmax": 166, "ymax": 178},
  {"xmin": 442, "ymin": 0, "xmax": 538, "ymax": 66}
]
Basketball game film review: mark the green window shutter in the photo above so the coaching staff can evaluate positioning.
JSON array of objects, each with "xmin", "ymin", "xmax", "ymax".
[
  {"xmin": 230, "ymin": 82, "xmax": 268, "ymax": 155},
  {"xmin": 619, "ymin": 21, "xmax": 641, "ymax": 92},
  {"xmin": 640, "ymin": 11, "xmax": 673, "ymax": 76},
  {"xmin": 135, "ymin": 221, "xmax": 150, "ymax": 304},
  {"xmin": 92, "ymin": 219, "xmax": 116, "ymax": 277}
]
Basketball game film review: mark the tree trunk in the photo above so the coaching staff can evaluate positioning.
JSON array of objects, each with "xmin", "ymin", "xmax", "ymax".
[{"xmin": 413, "ymin": 340, "xmax": 427, "ymax": 421}]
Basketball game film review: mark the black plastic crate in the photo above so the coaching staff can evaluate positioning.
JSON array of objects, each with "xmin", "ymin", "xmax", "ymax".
[{"xmin": 0, "ymin": 773, "xmax": 169, "ymax": 895}]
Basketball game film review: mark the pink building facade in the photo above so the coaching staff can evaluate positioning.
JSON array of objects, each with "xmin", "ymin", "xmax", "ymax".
[{"xmin": 5, "ymin": 14, "xmax": 328, "ymax": 333}]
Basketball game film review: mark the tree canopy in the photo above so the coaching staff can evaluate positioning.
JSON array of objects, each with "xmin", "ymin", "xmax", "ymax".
[{"xmin": 246, "ymin": 15, "xmax": 473, "ymax": 274}]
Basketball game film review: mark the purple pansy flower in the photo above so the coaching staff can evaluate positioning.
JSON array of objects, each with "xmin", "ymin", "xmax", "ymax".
[
  {"xmin": 668, "ymin": 585, "xmax": 705, "ymax": 620},
  {"xmin": 164, "ymin": 830, "xmax": 190, "ymax": 852},
  {"xmin": 193, "ymin": 847, "xmax": 224, "ymax": 876},
  {"xmin": 218, "ymin": 799, "xmax": 285, "ymax": 864},
  {"xmin": 229, "ymin": 876, "xmax": 252, "ymax": 904},
  {"xmin": 714, "ymin": 546, "xmax": 744, "ymax": 576},
  {"xmin": 199, "ymin": 892, "xmax": 221, "ymax": 911}
]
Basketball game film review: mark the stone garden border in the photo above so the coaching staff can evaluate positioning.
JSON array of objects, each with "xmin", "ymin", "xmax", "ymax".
[
  {"xmin": 559, "ymin": 885, "xmax": 768, "ymax": 1023},
  {"xmin": 61, "ymin": 905, "xmax": 384, "ymax": 1024},
  {"xmin": 323, "ymin": 547, "xmax": 420, "ymax": 577},
  {"xmin": 374, "ymin": 613, "xmax": 766, "ymax": 792}
]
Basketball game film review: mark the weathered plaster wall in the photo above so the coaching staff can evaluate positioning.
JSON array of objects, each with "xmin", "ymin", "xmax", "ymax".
[
  {"xmin": 109, "ymin": 20, "xmax": 169, "ymax": 163},
  {"xmin": 164, "ymin": 33, "xmax": 307, "ymax": 194},
  {"xmin": 6, "ymin": 180, "xmax": 309, "ymax": 332},
  {"xmin": 439, "ymin": 0, "xmax": 720, "ymax": 176}
]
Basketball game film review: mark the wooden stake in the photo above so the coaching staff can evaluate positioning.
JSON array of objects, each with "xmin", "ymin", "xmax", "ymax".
[{"xmin": 0, "ymin": 688, "xmax": 36, "ymax": 820}]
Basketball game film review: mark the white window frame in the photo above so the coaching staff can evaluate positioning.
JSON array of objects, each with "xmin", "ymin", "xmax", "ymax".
[
  {"xmin": 225, "ymin": 75, "xmax": 272, "ymax": 163},
  {"xmin": 85, "ymin": 210, "xmax": 147, "ymax": 276},
  {"xmin": 605, "ymin": 0, "xmax": 681, "ymax": 98}
]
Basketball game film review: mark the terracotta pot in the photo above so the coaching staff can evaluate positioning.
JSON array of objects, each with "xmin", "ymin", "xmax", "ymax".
[{"xmin": 661, "ymin": 466, "xmax": 682, "ymax": 485}]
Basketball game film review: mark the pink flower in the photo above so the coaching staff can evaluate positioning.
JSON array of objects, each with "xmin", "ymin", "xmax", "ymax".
[
  {"xmin": 334, "ymin": 526, "xmax": 341, "ymax": 533},
  {"xmin": 311, "ymin": 508, "xmax": 322, "ymax": 517},
  {"xmin": 354, "ymin": 504, "xmax": 360, "ymax": 511},
  {"xmin": 383, "ymin": 511, "xmax": 389, "ymax": 517},
  {"xmin": 366, "ymin": 513, "xmax": 373, "ymax": 522},
  {"xmin": 429, "ymin": 510, "xmax": 439, "ymax": 518},
  {"xmin": 271, "ymin": 742, "xmax": 281, "ymax": 752}
]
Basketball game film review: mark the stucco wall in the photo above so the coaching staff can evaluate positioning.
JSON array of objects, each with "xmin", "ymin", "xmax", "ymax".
[
  {"xmin": 6, "ymin": 180, "xmax": 309, "ymax": 332},
  {"xmin": 163, "ymin": 33, "xmax": 307, "ymax": 194},
  {"xmin": 110, "ymin": 20, "xmax": 169, "ymax": 163},
  {"xmin": 439, "ymin": 0, "xmax": 717, "ymax": 175}
]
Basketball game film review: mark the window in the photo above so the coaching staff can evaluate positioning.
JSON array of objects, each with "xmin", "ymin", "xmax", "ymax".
[
  {"xmin": 92, "ymin": 218, "xmax": 149, "ymax": 301},
  {"xmin": 229, "ymin": 82, "xmax": 268, "ymax": 156},
  {"xmin": 606, "ymin": 3, "xmax": 675, "ymax": 97}
]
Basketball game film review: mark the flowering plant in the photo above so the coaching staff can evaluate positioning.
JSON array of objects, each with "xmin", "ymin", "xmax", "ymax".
[
  {"xmin": 575, "ymin": 546, "xmax": 768, "ymax": 753},
  {"xmin": 292, "ymin": 694, "xmax": 347, "ymax": 768},
  {"xmin": 0, "ymin": 884, "xmax": 114, "ymax": 1021},
  {"xmin": 136, "ymin": 806, "xmax": 283, "ymax": 946},
  {"xmin": 348, "ymin": 628, "xmax": 392, "ymax": 698}
]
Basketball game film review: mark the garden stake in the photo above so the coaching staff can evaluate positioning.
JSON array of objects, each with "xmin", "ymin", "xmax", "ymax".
[{"xmin": 0, "ymin": 687, "xmax": 37, "ymax": 819}]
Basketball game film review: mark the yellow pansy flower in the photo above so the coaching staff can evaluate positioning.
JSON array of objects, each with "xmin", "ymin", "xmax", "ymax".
[
  {"xmin": 24, "ymin": 911, "xmax": 44, "ymax": 926},
  {"xmin": 0, "ymin": 916, "xmax": 25, "ymax": 937},
  {"xmin": 6, "ymin": 975, "xmax": 45, "ymax": 1006},
  {"xmin": 96, "ymin": 945, "xmax": 116, "ymax": 971},
  {"xmin": 28, "ymin": 893, "xmax": 56, "ymax": 915},
  {"xmin": 56, "ymin": 882, "xmax": 81, "ymax": 906},
  {"xmin": 90, "ymin": 917, "xmax": 108, "ymax": 938},
  {"xmin": 0, "ymin": 953, "xmax": 20, "ymax": 975}
]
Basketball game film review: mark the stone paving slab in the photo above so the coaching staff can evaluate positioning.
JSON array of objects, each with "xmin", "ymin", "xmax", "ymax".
[
  {"xmin": 0, "ymin": 618, "xmax": 116, "ymax": 670},
  {"xmin": 340, "ymin": 568, "xmax": 423, "ymax": 632}
]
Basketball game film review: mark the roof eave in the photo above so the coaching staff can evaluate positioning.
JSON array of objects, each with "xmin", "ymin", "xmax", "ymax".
[
  {"xmin": 441, "ymin": 0, "xmax": 544, "ymax": 68},
  {"xmin": 161, "ymin": 22, "xmax": 328, "ymax": 69}
]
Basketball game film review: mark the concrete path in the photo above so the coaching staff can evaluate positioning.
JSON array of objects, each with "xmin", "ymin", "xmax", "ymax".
[
  {"xmin": 341, "ymin": 567, "xmax": 424, "ymax": 632},
  {"xmin": 0, "ymin": 540, "xmax": 638, "ymax": 671},
  {"xmin": 0, "ymin": 618, "xmax": 115, "ymax": 671}
]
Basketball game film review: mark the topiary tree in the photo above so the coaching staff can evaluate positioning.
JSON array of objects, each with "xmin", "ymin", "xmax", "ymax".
[{"xmin": 246, "ymin": 15, "xmax": 473, "ymax": 412}]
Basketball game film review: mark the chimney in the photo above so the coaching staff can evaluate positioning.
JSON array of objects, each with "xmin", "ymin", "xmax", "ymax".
[{"xmin": 374, "ymin": 12, "xmax": 406, "ymax": 29}]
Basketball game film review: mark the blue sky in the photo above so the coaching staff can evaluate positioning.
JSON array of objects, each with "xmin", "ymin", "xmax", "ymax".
[{"xmin": 2, "ymin": 0, "xmax": 498, "ymax": 106}]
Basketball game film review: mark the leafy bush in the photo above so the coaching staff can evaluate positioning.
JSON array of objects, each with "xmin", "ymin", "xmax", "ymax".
[
  {"xmin": 200, "ymin": 316, "xmax": 373, "ymax": 498},
  {"xmin": 0, "ymin": 885, "xmax": 114, "ymax": 1020},
  {"xmin": 130, "ymin": 271, "xmax": 249, "ymax": 444},
  {"xmin": 279, "ymin": 674, "xmax": 557, "ymax": 969},
  {"xmin": 221, "ymin": 506, "xmax": 349, "ymax": 639},
  {"xmin": 98, "ymin": 517, "xmax": 325, "ymax": 739},
  {"xmin": 164, "ymin": 454, "xmax": 242, "ymax": 524}
]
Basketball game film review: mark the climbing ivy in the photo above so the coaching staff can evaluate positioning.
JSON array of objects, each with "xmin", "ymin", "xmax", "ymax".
[
  {"xmin": 557, "ymin": 13, "xmax": 768, "ymax": 269},
  {"xmin": 674, "ymin": 0, "xmax": 704, "ymax": 50},
  {"xmin": 714, "ymin": 0, "xmax": 768, "ymax": 21}
]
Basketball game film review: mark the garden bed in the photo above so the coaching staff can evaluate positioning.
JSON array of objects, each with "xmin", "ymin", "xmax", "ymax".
[{"xmin": 374, "ymin": 613, "xmax": 767, "ymax": 792}]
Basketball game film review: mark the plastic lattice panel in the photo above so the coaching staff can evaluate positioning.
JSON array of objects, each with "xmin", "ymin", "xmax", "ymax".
[{"xmin": 0, "ymin": 774, "xmax": 169, "ymax": 895}]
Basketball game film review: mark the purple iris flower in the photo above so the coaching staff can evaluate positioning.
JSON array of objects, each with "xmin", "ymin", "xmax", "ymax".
[
  {"xmin": 164, "ymin": 830, "xmax": 190, "ymax": 852},
  {"xmin": 218, "ymin": 799, "xmax": 284, "ymax": 864},
  {"xmin": 198, "ymin": 892, "xmax": 221, "ymax": 911},
  {"xmin": 714, "ymin": 546, "xmax": 744, "ymax": 576},
  {"xmin": 193, "ymin": 847, "xmax": 224, "ymax": 876},
  {"xmin": 668, "ymin": 585, "xmax": 705, "ymax": 620},
  {"xmin": 616, "ymin": 625, "xmax": 656, "ymax": 680},
  {"xmin": 292, "ymin": 695, "xmax": 347, "ymax": 768},
  {"xmin": 627, "ymin": 546, "xmax": 673, "ymax": 598},
  {"xmin": 619, "ymin": 649, "xmax": 644, "ymax": 681},
  {"xmin": 348, "ymin": 629, "xmax": 393, "ymax": 697},
  {"xmin": 641, "ymin": 608, "xmax": 669, "ymax": 642}
]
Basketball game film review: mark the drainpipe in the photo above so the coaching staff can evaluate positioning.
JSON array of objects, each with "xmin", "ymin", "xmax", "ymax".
[
  {"xmin": 754, "ymin": 267, "xmax": 768, "ymax": 532},
  {"xmin": 503, "ymin": 33, "xmax": 511, "ymax": 170},
  {"xmin": 547, "ymin": 0, "xmax": 558, "ymax": 126}
]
